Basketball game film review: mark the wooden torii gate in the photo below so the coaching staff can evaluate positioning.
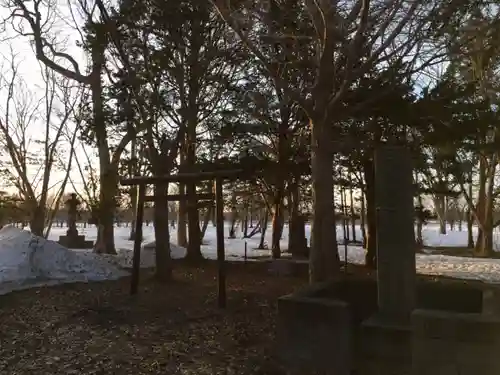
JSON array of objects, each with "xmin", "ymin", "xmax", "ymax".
[{"xmin": 120, "ymin": 169, "xmax": 246, "ymax": 308}]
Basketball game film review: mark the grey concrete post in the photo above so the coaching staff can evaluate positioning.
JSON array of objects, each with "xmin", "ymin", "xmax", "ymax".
[{"xmin": 374, "ymin": 144, "xmax": 416, "ymax": 323}]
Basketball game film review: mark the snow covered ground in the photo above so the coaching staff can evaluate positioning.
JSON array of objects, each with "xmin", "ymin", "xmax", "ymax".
[
  {"xmin": 50, "ymin": 222, "xmax": 500, "ymax": 283},
  {"xmin": 1, "ymin": 221, "xmax": 500, "ymax": 295}
]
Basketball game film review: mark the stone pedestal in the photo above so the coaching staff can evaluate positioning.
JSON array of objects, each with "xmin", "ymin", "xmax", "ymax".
[
  {"xmin": 412, "ymin": 309, "xmax": 500, "ymax": 375},
  {"xmin": 482, "ymin": 287, "xmax": 500, "ymax": 315},
  {"xmin": 58, "ymin": 234, "xmax": 93, "ymax": 249},
  {"xmin": 277, "ymin": 283, "xmax": 351, "ymax": 375},
  {"xmin": 361, "ymin": 316, "xmax": 412, "ymax": 375}
]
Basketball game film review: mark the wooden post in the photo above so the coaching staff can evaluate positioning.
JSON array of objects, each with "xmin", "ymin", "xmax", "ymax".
[
  {"xmin": 130, "ymin": 183, "xmax": 146, "ymax": 295},
  {"xmin": 215, "ymin": 177, "xmax": 226, "ymax": 308}
]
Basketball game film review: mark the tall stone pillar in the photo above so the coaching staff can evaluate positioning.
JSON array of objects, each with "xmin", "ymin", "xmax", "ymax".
[
  {"xmin": 361, "ymin": 144, "xmax": 417, "ymax": 374},
  {"xmin": 374, "ymin": 144, "xmax": 416, "ymax": 323}
]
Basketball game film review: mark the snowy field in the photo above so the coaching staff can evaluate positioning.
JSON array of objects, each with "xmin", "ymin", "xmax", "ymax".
[
  {"xmin": 1, "ymin": 222, "xmax": 500, "ymax": 295},
  {"xmin": 45, "ymin": 222, "xmax": 500, "ymax": 284}
]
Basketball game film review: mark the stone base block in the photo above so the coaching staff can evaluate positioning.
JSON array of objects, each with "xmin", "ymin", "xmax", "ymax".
[
  {"xmin": 412, "ymin": 309, "xmax": 500, "ymax": 375},
  {"xmin": 482, "ymin": 287, "xmax": 500, "ymax": 315},
  {"xmin": 360, "ymin": 315, "xmax": 412, "ymax": 375},
  {"xmin": 277, "ymin": 283, "xmax": 351, "ymax": 375},
  {"xmin": 58, "ymin": 235, "xmax": 93, "ymax": 249}
]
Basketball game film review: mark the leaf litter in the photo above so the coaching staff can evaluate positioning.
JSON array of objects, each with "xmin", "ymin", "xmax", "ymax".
[{"xmin": 0, "ymin": 261, "xmax": 309, "ymax": 375}]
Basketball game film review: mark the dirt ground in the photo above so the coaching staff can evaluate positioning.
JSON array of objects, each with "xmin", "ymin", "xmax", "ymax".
[
  {"xmin": 0, "ymin": 261, "xmax": 308, "ymax": 375},
  {"xmin": 0, "ymin": 258, "xmax": 486, "ymax": 375}
]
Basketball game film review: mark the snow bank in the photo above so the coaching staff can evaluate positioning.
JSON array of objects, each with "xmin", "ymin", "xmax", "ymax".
[
  {"xmin": 121, "ymin": 241, "xmax": 187, "ymax": 268},
  {"xmin": 80, "ymin": 241, "xmax": 190, "ymax": 270},
  {"xmin": 142, "ymin": 240, "xmax": 187, "ymax": 258},
  {"xmin": 0, "ymin": 226, "xmax": 128, "ymax": 294}
]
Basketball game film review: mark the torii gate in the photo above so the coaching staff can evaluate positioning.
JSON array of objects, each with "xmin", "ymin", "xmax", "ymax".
[{"xmin": 120, "ymin": 169, "xmax": 248, "ymax": 308}]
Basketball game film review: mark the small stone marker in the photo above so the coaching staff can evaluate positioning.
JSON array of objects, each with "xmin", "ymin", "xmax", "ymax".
[
  {"xmin": 66, "ymin": 193, "xmax": 79, "ymax": 238},
  {"xmin": 58, "ymin": 193, "xmax": 93, "ymax": 249}
]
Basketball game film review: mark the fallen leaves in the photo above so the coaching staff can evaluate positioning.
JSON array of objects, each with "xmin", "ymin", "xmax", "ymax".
[{"xmin": 0, "ymin": 261, "xmax": 306, "ymax": 375}]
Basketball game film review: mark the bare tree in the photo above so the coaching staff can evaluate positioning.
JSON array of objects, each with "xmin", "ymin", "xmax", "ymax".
[
  {"xmin": 212, "ymin": 0, "xmax": 445, "ymax": 282},
  {"xmin": 0, "ymin": 49, "xmax": 80, "ymax": 237},
  {"xmin": 3, "ymin": 0, "xmax": 138, "ymax": 254}
]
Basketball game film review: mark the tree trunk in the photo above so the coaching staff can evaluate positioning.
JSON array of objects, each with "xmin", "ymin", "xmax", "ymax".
[
  {"xmin": 416, "ymin": 192, "xmax": 424, "ymax": 248},
  {"xmin": 249, "ymin": 204, "xmax": 254, "ymax": 228},
  {"xmin": 271, "ymin": 108, "xmax": 289, "ymax": 259},
  {"xmin": 439, "ymin": 219, "xmax": 446, "ymax": 235},
  {"xmin": 435, "ymin": 195, "xmax": 447, "ymax": 235},
  {"xmin": 200, "ymin": 205, "xmax": 212, "ymax": 241},
  {"xmin": 309, "ymin": 119, "xmax": 339, "ymax": 283},
  {"xmin": 416, "ymin": 219, "xmax": 423, "ymax": 249},
  {"xmin": 349, "ymin": 174, "xmax": 357, "ymax": 243},
  {"xmin": 341, "ymin": 188, "xmax": 350, "ymax": 242},
  {"xmin": 185, "ymin": 131, "xmax": 202, "ymax": 261},
  {"xmin": 476, "ymin": 228, "xmax": 493, "ymax": 257},
  {"xmin": 129, "ymin": 138, "xmax": 137, "ymax": 241},
  {"xmin": 271, "ymin": 191, "xmax": 284, "ymax": 259},
  {"xmin": 475, "ymin": 155, "xmax": 496, "ymax": 257},
  {"xmin": 449, "ymin": 218, "xmax": 455, "ymax": 231},
  {"xmin": 364, "ymin": 159, "xmax": 377, "ymax": 268},
  {"xmin": 229, "ymin": 216, "xmax": 237, "ymax": 238},
  {"xmin": 258, "ymin": 209, "xmax": 269, "ymax": 249},
  {"xmin": 186, "ymin": 184, "xmax": 202, "ymax": 261},
  {"xmin": 184, "ymin": 14, "xmax": 203, "ymax": 262},
  {"xmin": 290, "ymin": 215, "xmax": 307, "ymax": 257},
  {"xmin": 360, "ymin": 175, "xmax": 367, "ymax": 248},
  {"xmin": 467, "ymin": 208, "xmax": 474, "ymax": 248},
  {"xmin": 129, "ymin": 185, "xmax": 137, "ymax": 241},
  {"xmin": 30, "ymin": 204, "xmax": 45, "ymax": 237},
  {"xmin": 474, "ymin": 159, "xmax": 486, "ymax": 254},
  {"xmin": 458, "ymin": 208, "xmax": 463, "ymax": 231},
  {"xmin": 96, "ymin": 170, "xmax": 117, "ymax": 254},
  {"xmin": 229, "ymin": 201, "xmax": 237, "ymax": 238},
  {"xmin": 153, "ymin": 184, "xmax": 172, "ymax": 282},
  {"xmin": 211, "ymin": 203, "xmax": 216, "ymax": 227},
  {"xmin": 288, "ymin": 180, "xmax": 306, "ymax": 256},
  {"xmin": 340, "ymin": 188, "xmax": 348, "ymax": 244},
  {"xmin": 242, "ymin": 203, "xmax": 249, "ymax": 237},
  {"xmin": 90, "ymin": 34, "xmax": 115, "ymax": 255},
  {"xmin": 177, "ymin": 184, "xmax": 188, "ymax": 247}
]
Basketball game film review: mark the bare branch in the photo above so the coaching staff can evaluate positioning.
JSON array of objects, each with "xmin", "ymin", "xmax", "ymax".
[
  {"xmin": 0, "ymin": 45, "xmax": 82, "ymax": 234},
  {"xmin": 5, "ymin": 0, "xmax": 90, "ymax": 83}
]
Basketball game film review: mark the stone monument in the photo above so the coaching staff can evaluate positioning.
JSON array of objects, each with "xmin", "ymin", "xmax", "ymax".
[
  {"xmin": 277, "ymin": 144, "xmax": 415, "ymax": 375},
  {"xmin": 361, "ymin": 144, "xmax": 416, "ymax": 373},
  {"xmin": 373, "ymin": 145, "xmax": 416, "ymax": 322},
  {"xmin": 58, "ymin": 193, "xmax": 93, "ymax": 249}
]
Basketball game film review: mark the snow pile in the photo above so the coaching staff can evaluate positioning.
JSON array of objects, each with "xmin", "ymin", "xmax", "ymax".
[
  {"xmin": 142, "ymin": 240, "xmax": 187, "ymax": 257},
  {"xmin": 0, "ymin": 226, "xmax": 128, "ymax": 294},
  {"xmin": 115, "ymin": 241, "xmax": 187, "ymax": 268}
]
